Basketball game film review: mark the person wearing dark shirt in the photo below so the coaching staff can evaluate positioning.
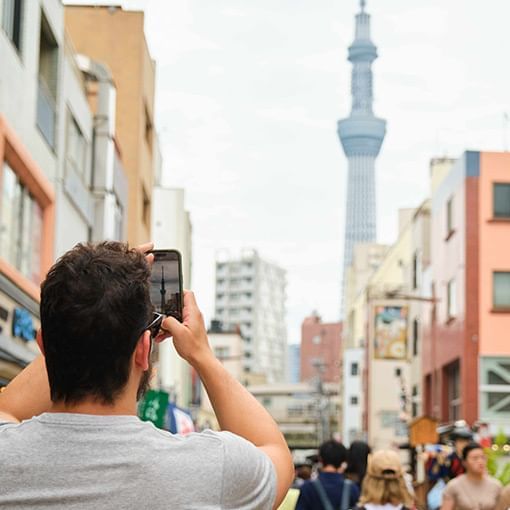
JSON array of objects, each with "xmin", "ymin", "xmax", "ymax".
[
  {"xmin": 426, "ymin": 427, "xmax": 472, "ymax": 483},
  {"xmin": 296, "ymin": 440, "xmax": 360, "ymax": 510},
  {"xmin": 345, "ymin": 440, "xmax": 371, "ymax": 489}
]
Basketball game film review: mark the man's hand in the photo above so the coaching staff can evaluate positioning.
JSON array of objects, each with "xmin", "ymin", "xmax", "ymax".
[{"xmin": 158, "ymin": 291, "xmax": 214, "ymax": 368}]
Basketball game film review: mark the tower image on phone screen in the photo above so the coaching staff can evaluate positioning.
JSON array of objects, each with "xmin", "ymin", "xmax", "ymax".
[{"xmin": 149, "ymin": 250, "xmax": 183, "ymax": 322}]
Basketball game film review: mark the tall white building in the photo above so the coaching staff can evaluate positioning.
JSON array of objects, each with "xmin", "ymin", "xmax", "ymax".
[
  {"xmin": 215, "ymin": 250, "xmax": 287, "ymax": 383},
  {"xmin": 152, "ymin": 181, "xmax": 193, "ymax": 408}
]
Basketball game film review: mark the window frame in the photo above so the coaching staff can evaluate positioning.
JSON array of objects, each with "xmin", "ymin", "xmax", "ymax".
[
  {"xmin": 447, "ymin": 278, "xmax": 457, "ymax": 321},
  {"xmin": 65, "ymin": 110, "xmax": 88, "ymax": 182},
  {"xmin": 2, "ymin": 0, "xmax": 23, "ymax": 54},
  {"xmin": 493, "ymin": 271, "xmax": 510, "ymax": 311},
  {"xmin": 0, "ymin": 115, "xmax": 55, "ymax": 302},
  {"xmin": 445, "ymin": 196, "xmax": 455, "ymax": 240},
  {"xmin": 493, "ymin": 183, "xmax": 510, "ymax": 220}
]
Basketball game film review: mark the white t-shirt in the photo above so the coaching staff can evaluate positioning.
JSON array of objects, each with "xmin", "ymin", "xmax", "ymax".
[
  {"xmin": 364, "ymin": 504, "xmax": 403, "ymax": 510},
  {"xmin": 0, "ymin": 413, "xmax": 276, "ymax": 509}
]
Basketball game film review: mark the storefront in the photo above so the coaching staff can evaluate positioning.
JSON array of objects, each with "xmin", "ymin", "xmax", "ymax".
[{"xmin": 0, "ymin": 272, "xmax": 40, "ymax": 386}]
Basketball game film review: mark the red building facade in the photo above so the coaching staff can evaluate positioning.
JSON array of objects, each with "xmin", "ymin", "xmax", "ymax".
[{"xmin": 300, "ymin": 313, "xmax": 342, "ymax": 384}]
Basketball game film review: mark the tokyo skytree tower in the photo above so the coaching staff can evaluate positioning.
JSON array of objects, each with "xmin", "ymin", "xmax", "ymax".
[{"xmin": 338, "ymin": 0, "xmax": 386, "ymax": 310}]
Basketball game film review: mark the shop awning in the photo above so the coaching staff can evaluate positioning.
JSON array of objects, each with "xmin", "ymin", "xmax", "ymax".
[{"xmin": 0, "ymin": 334, "xmax": 37, "ymax": 367}]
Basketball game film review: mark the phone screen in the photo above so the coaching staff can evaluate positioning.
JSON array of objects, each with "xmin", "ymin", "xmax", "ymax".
[{"xmin": 150, "ymin": 250, "xmax": 183, "ymax": 321}]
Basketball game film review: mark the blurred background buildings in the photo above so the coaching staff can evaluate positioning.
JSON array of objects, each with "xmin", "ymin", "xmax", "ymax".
[{"xmin": 0, "ymin": 0, "xmax": 509, "ymax": 463}]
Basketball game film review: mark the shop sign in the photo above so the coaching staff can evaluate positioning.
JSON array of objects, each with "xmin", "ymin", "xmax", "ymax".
[{"xmin": 12, "ymin": 308, "xmax": 35, "ymax": 342}]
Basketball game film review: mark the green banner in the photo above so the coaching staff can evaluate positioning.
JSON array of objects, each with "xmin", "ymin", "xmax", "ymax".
[{"xmin": 138, "ymin": 389, "xmax": 169, "ymax": 429}]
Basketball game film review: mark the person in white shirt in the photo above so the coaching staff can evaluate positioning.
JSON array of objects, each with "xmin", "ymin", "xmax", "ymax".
[{"xmin": 355, "ymin": 450, "xmax": 414, "ymax": 510}]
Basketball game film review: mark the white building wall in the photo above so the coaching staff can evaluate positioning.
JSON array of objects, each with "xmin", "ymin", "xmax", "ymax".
[
  {"xmin": 215, "ymin": 250, "xmax": 287, "ymax": 383},
  {"xmin": 54, "ymin": 42, "xmax": 94, "ymax": 257},
  {"xmin": 198, "ymin": 331, "xmax": 243, "ymax": 429},
  {"xmin": 342, "ymin": 348, "xmax": 363, "ymax": 445},
  {"xmin": 0, "ymin": 0, "xmax": 62, "ymax": 183},
  {"xmin": 152, "ymin": 186, "xmax": 192, "ymax": 408}
]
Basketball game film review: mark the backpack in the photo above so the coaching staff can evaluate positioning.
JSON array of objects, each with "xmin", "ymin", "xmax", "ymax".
[{"xmin": 312, "ymin": 478, "xmax": 353, "ymax": 510}]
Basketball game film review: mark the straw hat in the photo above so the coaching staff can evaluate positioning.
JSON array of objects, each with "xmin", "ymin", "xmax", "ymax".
[{"xmin": 367, "ymin": 450, "xmax": 404, "ymax": 480}]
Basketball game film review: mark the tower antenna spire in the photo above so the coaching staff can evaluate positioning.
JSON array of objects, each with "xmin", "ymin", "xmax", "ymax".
[{"xmin": 360, "ymin": 0, "xmax": 366, "ymax": 12}]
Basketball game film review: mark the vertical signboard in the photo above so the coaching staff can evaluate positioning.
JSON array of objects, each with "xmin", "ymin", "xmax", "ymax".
[{"xmin": 374, "ymin": 306, "xmax": 408, "ymax": 360}]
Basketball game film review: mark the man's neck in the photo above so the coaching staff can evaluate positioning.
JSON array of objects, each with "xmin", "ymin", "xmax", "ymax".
[
  {"xmin": 49, "ymin": 395, "xmax": 137, "ymax": 416},
  {"xmin": 321, "ymin": 465, "xmax": 341, "ymax": 473}
]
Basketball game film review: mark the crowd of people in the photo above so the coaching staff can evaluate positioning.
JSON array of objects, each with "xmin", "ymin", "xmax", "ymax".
[{"xmin": 280, "ymin": 432, "xmax": 510, "ymax": 510}]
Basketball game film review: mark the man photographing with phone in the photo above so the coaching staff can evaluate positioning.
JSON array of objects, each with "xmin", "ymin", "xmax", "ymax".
[{"xmin": 0, "ymin": 241, "xmax": 293, "ymax": 509}]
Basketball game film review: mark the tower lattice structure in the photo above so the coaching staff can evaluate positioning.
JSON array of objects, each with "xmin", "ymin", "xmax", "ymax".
[{"xmin": 338, "ymin": 0, "xmax": 386, "ymax": 313}]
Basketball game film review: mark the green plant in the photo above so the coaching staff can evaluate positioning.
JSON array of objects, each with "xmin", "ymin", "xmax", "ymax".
[{"xmin": 485, "ymin": 430, "xmax": 510, "ymax": 486}]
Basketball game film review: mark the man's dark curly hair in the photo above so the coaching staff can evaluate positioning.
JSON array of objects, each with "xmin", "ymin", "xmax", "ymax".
[{"xmin": 40, "ymin": 242, "xmax": 152, "ymax": 404}]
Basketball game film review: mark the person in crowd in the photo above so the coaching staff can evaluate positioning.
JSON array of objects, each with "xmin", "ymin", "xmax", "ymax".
[
  {"xmin": 345, "ymin": 440, "xmax": 371, "ymax": 488},
  {"xmin": 0, "ymin": 242, "xmax": 294, "ymax": 509},
  {"xmin": 440, "ymin": 442, "xmax": 501, "ymax": 510},
  {"xmin": 427, "ymin": 427, "xmax": 473, "ymax": 483},
  {"xmin": 495, "ymin": 483, "xmax": 510, "ymax": 510},
  {"xmin": 292, "ymin": 463, "xmax": 313, "ymax": 488},
  {"xmin": 355, "ymin": 450, "xmax": 414, "ymax": 510},
  {"xmin": 296, "ymin": 439, "xmax": 360, "ymax": 510}
]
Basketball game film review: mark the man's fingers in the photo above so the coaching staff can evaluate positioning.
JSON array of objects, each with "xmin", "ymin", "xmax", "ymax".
[
  {"xmin": 136, "ymin": 242, "xmax": 154, "ymax": 254},
  {"xmin": 161, "ymin": 315, "xmax": 184, "ymax": 337},
  {"xmin": 183, "ymin": 290, "xmax": 197, "ymax": 308}
]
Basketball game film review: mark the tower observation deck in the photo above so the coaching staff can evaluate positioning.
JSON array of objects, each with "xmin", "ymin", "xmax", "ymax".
[{"xmin": 338, "ymin": 0, "xmax": 386, "ymax": 311}]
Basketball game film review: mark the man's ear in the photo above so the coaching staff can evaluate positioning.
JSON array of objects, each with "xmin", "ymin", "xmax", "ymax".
[
  {"xmin": 36, "ymin": 329, "xmax": 45, "ymax": 356},
  {"xmin": 134, "ymin": 331, "xmax": 151, "ymax": 371}
]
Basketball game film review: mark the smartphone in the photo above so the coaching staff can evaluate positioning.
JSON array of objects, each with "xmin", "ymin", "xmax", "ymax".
[{"xmin": 149, "ymin": 250, "xmax": 183, "ymax": 322}]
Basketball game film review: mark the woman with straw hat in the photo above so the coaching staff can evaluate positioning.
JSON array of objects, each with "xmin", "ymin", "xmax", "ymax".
[{"xmin": 355, "ymin": 450, "xmax": 414, "ymax": 510}]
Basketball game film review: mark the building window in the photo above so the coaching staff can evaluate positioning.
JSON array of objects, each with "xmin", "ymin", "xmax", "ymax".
[
  {"xmin": 144, "ymin": 103, "xmax": 153, "ymax": 149},
  {"xmin": 446, "ymin": 360, "xmax": 461, "ymax": 421},
  {"xmin": 351, "ymin": 362, "xmax": 359, "ymax": 376},
  {"xmin": 214, "ymin": 346, "xmax": 230, "ymax": 360},
  {"xmin": 411, "ymin": 385, "xmax": 419, "ymax": 418},
  {"xmin": 350, "ymin": 396, "xmax": 358, "ymax": 406},
  {"xmin": 480, "ymin": 358, "xmax": 510, "ymax": 419},
  {"xmin": 36, "ymin": 12, "xmax": 58, "ymax": 149},
  {"xmin": 447, "ymin": 279, "xmax": 457, "ymax": 320},
  {"xmin": 0, "ymin": 163, "xmax": 42, "ymax": 284},
  {"xmin": 142, "ymin": 186, "xmax": 150, "ymax": 227},
  {"xmin": 446, "ymin": 197, "xmax": 454, "ymax": 238},
  {"xmin": 312, "ymin": 335, "xmax": 321, "ymax": 345},
  {"xmin": 66, "ymin": 113, "xmax": 87, "ymax": 179},
  {"xmin": 493, "ymin": 272, "xmax": 510, "ymax": 309},
  {"xmin": 412, "ymin": 252, "xmax": 419, "ymax": 290},
  {"xmin": 412, "ymin": 318, "xmax": 419, "ymax": 357},
  {"xmin": 494, "ymin": 183, "xmax": 510, "ymax": 219},
  {"xmin": 113, "ymin": 198, "xmax": 123, "ymax": 241},
  {"xmin": 2, "ymin": 0, "xmax": 23, "ymax": 53}
]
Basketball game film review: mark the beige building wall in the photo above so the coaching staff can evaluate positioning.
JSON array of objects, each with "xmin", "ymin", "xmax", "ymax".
[
  {"xmin": 366, "ymin": 216, "xmax": 413, "ymax": 451},
  {"xmin": 65, "ymin": 6, "xmax": 156, "ymax": 245}
]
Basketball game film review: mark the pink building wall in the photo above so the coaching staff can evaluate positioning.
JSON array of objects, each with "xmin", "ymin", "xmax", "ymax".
[{"xmin": 478, "ymin": 152, "xmax": 510, "ymax": 356}]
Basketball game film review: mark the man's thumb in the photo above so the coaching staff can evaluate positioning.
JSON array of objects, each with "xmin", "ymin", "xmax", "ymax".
[{"xmin": 161, "ymin": 316, "xmax": 184, "ymax": 337}]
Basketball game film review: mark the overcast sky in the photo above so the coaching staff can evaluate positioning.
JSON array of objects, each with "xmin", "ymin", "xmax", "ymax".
[{"xmin": 69, "ymin": 0, "xmax": 510, "ymax": 345}]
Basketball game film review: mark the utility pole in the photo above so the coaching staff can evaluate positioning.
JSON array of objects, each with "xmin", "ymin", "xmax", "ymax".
[{"xmin": 312, "ymin": 358, "xmax": 329, "ymax": 445}]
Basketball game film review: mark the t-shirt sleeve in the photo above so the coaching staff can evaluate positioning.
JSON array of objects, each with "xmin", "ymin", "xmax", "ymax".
[
  {"xmin": 442, "ymin": 479, "xmax": 457, "ymax": 501},
  {"xmin": 219, "ymin": 431, "xmax": 276, "ymax": 510}
]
